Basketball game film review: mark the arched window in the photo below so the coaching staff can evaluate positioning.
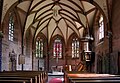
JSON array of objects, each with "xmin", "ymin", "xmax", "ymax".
[
  {"xmin": 53, "ymin": 38, "xmax": 62, "ymax": 58},
  {"xmin": 8, "ymin": 13, "xmax": 14, "ymax": 41},
  {"xmin": 36, "ymin": 38, "xmax": 44, "ymax": 58},
  {"xmin": 98, "ymin": 15, "xmax": 104, "ymax": 41},
  {"xmin": 72, "ymin": 38, "xmax": 79, "ymax": 58}
]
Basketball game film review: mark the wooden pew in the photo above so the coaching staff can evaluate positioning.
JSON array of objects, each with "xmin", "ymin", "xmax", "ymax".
[
  {"xmin": 0, "ymin": 72, "xmax": 36, "ymax": 83},
  {"xmin": 0, "ymin": 80, "xmax": 30, "ymax": 83},
  {"xmin": 15, "ymin": 71, "xmax": 48, "ymax": 83},
  {"xmin": 0, "ymin": 71, "xmax": 48, "ymax": 83},
  {"xmin": 64, "ymin": 71, "xmax": 120, "ymax": 83},
  {"xmin": 64, "ymin": 71, "xmax": 86, "ymax": 83},
  {"xmin": 0, "ymin": 76, "xmax": 31, "ymax": 83},
  {"xmin": 68, "ymin": 76, "xmax": 120, "ymax": 83}
]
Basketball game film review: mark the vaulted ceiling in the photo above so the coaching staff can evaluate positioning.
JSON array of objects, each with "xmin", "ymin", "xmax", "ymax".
[{"xmin": 2, "ymin": 0, "xmax": 108, "ymax": 44}]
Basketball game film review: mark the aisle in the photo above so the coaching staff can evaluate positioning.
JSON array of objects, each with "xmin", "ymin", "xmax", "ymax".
[{"xmin": 47, "ymin": 72, "xmax": 64, "ymax": 83}]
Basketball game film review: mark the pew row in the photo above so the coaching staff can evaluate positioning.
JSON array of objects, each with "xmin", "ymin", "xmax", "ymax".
[
  {"xmin": 64, "ymin": 71, "xmax": 120, "ymax": 83},
  {"xmin": 0, "ymin": 71, "xmax": 48, "ymax": 83},
  {"xmin": 0, "ymin": 77, "xmax": 31, "ymax": 83}
]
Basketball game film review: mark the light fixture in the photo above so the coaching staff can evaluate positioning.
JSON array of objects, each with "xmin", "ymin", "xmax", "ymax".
[
  {"xmin": 86, "ymin": 35, "xmax": 94, "ymax": 40},
  {"xmin": 81, "ymin": 35, "xmax": 94, "ymax": 42}
]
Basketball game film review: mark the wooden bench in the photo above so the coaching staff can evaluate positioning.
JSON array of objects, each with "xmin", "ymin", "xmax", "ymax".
[
  {"xmin": 0, "ymin": 77, "xmax": 31, "ymax": 83},
  {"xmin": 0, "ymin": 71, "xmax": 48, "ymax": 83},
  {"xmin": 0, "ymin": 80, "xmax": 30, "ymax": 83},
  {"xmin": 68, "ymin": 76, "xmax": 120, "ymax": 83},
  {"xmin": 17, "ymin": 71, "xmax": 48, "ymax": 82},
  {"xmin": 0, "ymin": 74, "xmax": 35, "ymax": 83},
  {"xmin": 64, "ymin": 71, "xmax": 120, "ymax": 83},
  {"xmin": 14, "ymin": 71, "xmax": 48, "ymax": 83}
]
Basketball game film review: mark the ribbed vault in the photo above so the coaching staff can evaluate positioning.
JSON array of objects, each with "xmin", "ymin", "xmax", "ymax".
[
  {"xmin": 2, "ymin": 0, "xmax": 108, "ymax": 45},
  {"xmin": 25, "ymin": 0, "xmax": 97, "ymax": 44}
]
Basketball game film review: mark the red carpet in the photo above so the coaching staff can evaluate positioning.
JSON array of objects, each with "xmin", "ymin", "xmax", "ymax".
[{"xmin": 49, "ymin": 78, "xmax": 62, "ymax": 83}]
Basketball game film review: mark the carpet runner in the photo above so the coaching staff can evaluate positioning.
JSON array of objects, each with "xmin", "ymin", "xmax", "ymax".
[{"xmin": 49, "ymin": 78, "xmax": 63, "ymax": 83}]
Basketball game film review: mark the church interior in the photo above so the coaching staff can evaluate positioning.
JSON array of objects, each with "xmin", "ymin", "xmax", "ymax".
[{"xmin": 0, "ymin": 0, "xmax": 120, "ymax": 83}]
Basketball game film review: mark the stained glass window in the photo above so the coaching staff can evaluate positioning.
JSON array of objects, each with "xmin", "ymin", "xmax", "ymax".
[
  {"xmin": 98, "ymin": 15, "xmax": 104, "ymax": 41},
  {"xmin": 8, "ymin": 13, "xmax": 14, "ymax": 41},
  {"xmin": 53, "ymin": 38, "xmax": 62, "ymax": 58},
  {"xmin": 72, "ymin": 38, "xmax": 79, "ymax": 58},
  {"xmin": 36, "ymin": 39, "xmax": 44, "ymax": 58}
]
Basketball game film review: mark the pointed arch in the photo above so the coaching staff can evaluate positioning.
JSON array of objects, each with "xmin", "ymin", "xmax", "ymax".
[
  {"xmin": 68, "ymin": 33, "xmax": 80, "ymax": 58},
  {"xmin": 49, "ymin": 34, "xmax": 65, "ymax": 59},
  {"xmin": 33, "ymin": 32, "xmax": 47, "ymax": 58}
]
